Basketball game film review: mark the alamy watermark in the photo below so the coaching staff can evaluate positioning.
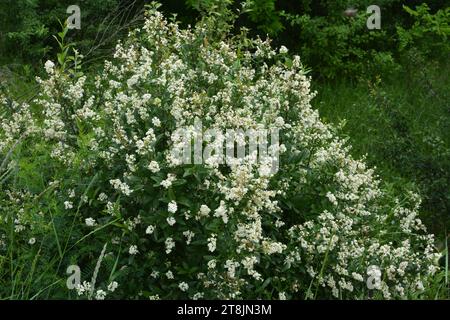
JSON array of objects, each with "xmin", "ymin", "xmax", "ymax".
[
  {"xmin": 67, "ymin": 5, "xmax": 81, "ymax": 30},
  {"xmin": 344, "ymin": 5, "xmax": 381, "ymax": 30},
  {"xmin": 66, "ymin": 264, "xmax": 81, "ymax": 289},
  {"xmin": 169, "ymin": 119, "xmax": 281, "ymax": 174},
  {"xmin": 65, "ymin": 4, "xmax": 381, "ymax": 31},
  {"xmin": 366, "ymin": 265, "xmax": 382, "ymax": 290},
  {"xmin": 367, "ymin": 5, "xmax": 381, "ymax": 30}
]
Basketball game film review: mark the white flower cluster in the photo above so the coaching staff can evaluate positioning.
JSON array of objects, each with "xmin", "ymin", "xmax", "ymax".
[{"xmin": 0, "ymin": 6, "xmax": 439, "ymax": 299}]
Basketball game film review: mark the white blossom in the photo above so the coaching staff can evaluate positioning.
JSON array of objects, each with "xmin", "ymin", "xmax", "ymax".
[
  {"xmin": 129, "ymin": 245, "xmax": 139, "ymax": 255},
  {"xmin": 85, "ymin": 218, "xmax": 97, "ymax": 227},
  {"xmin": 146, "ymin": 225, "xmax": 155, "ymax": 234},
  {"xmin": 168, "ymin": 201, "xmax": 178, "ymax": 213},
  {"xmin": 108, "ymin": 281, "xmax": 119, "ymax": 292},
  {"xmin": 178, "ymin": 282, "xmax": 189, "ymax": 292}
]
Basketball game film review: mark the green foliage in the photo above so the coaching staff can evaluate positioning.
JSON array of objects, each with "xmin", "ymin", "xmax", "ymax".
[
  {"xmin": 1, "ymin": 0, "xmax": 448, "ymax": 80},
  {"xmin": 52, "ymin": 22, "xmax": 83, "ymax": 77},
  {"xmin": 0, "ymin": 0, "xmax": 142, "ymax": 68},
  {"xmin": 242, "ymin": 0, "xmax": 283, "ymax": 35},
  {"xmin": 184, "ymin": 0, "xmax": 447, "ymax": 80},
  {"xmin": 397, "ymin": 4, "xmax": 450, "ymax": 58},
  {"xmin": 315, "ymin": 57, "xmax": 450, "ymax": 236},
  {"xmin": 281, "ymin": 9, "xmax": 398, "ymax": 80},
  {"xmin": 250, "ymin": 0, "xmax": 448, "ymax": 80}
]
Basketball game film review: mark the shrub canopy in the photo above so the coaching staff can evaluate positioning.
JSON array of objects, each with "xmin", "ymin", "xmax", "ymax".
[{"xmin": 0, "ymin": 6, "xmax": 439, "ymax": 299}]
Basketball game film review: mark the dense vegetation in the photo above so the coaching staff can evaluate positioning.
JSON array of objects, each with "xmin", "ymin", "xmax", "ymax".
[{"xmin": 0, "ymin": 0, "xmax": 449, "ymax": 299}]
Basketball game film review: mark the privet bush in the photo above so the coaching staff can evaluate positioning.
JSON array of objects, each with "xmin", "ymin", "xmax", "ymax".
[{"xmin": 0, "ymin": 6, "xmax": 440, "ymax": 299}]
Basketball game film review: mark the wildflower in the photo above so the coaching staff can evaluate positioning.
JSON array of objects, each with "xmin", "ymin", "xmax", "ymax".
[
  {"xmin": 146, "ymin": 225, "xmax": 155, "ymax": 234},
  {"xmin": 262, "ymin": 240, "xmax": 286, "ymax": 255},
  {"xmin": 352, "ymin": 272, "xmax": 364, "ymax": 282},
  {"xmin": 192, "ymin": 292, "xmax": 204, "ymax": 300},
  {"xmin": 95, "ymin": 289, "xmax": 107, "ymax": 300},
  {"xmin": 168, "ymin": 201, "xmax": 177, "ymax": 213},
  {"xmin": 179, "ymin": 282, "xmax": 189, "ymax": 292},
  {"xmin": 160, "ymin": 174, "xmax": 176, "ymax": 189},
  {"xmin": 214, "ymin": 201, "xmax": 228, "ymax": 224},
  {"xmin": 165, "ymin": 237, "xmax": 175, "ymax": 254},
  {"xmin": 64, "ymin": 201, "xmax": 73, "ymax": 210},
  {"xmin": 167, "ymin": 216, "xmax": 176, "ymax": 226},
  {"xmin": 75, "ymin": 281, "xmax": 91, "ymax": 296},
  {"xmin": 28, "ymin": 238, "xmax": 36, "ymax": 245},
  {"xmin": 108, "ymin": 281, "xmax": 119, "ymax": 292},
  {"xmin": 207, "ymin": 259, "xmax": 216, "ymax": 269},
  {"xmin": 85, "ymin": 218, "xmax": 96, "ymax": 227},
  {"xmin": 129, "ymin": 245, "xmax": 139, "ymax": 255},
  {"xmin": 326, "ymin": 192, "xmax": 338, "ymax": 206},
  {"xmin": 417, "ymin": 281, "xmax": 424, "ymax": 291},
  {"xmin": 183, "ymin": 230, "xmax": 195, "ymax": 245},
  {"xmin": 279, "ymin": 46, "xmax": 289, "ymax": 54},
  {"xmin": 207, "ymin": 234, "xmax": 217, "ymax": 252},
  {"xmin": 274, "ymin": 116, "xmax": 285, "ymax": 127},
  {"xmin": 152, "ymin": 117, "xmax": 161, "ymax": 127},
  {"xmin": 98, "ymin": 193, "xmax": 108, "ymax": 201},
  {"xmin": 110, "ymin": 179, "xmax": 133, "ymax": 196},
  {"xmin": 275, "ymin": 220, "xmax": 285, "ymax": 228},
  {"xmin": 44, "ymin": 60, "xmax": 55, "ymax": 74},
  {"xmin": 127, "ymin": 75, "xmax": 140, "ymax": 88},
  {"xmin": 148, "ymin": 161, "xmax": 160, "ymax": 173},
  {"xmin": 14, "ymin": 224, "xmax": 25, "ymax": 233},
  {"xmin": 199, "ymin": 205, "xmax": 211, "ymax": 218}
]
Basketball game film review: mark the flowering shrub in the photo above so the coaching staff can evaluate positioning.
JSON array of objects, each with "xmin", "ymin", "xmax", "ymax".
[{"xmin": 0, "ymin": 5, "xmax": 440, "ymax": 299}]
